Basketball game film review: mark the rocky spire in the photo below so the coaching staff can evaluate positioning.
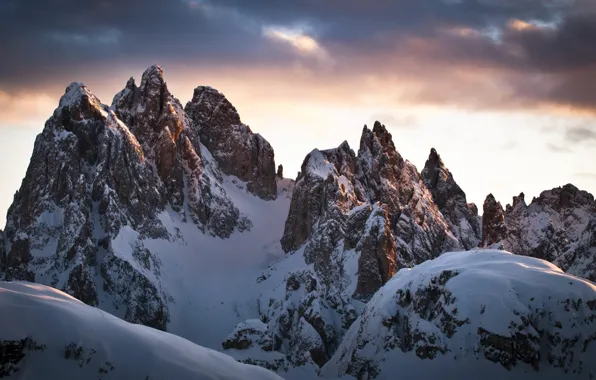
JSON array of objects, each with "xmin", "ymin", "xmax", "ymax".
[
  {"xmin": 184, "ymin": 86, "xmax": 277, "ymax": 200},
  {"xmin": 356, "ymin": 122, "xmax": 460, "ymax": 265},
  {"xmin": 489, "ymin": 184, "xmax": 596, "ymax": 281},
  {"xmin": 265, "ymin": 121, "xmax": 462, "ymax": 369},
  {"xmin": 421, "ymin": 148, "xmax": 481, "ymax": 249},
  {"xmin": 480, "ymin": 194, "xmax": 507, "ymax": 247},
  {"xmin": 112, "ymin": 65, "xmax": 187, "ymax": 212},
  {"xmin": 3, "ymin": 82, "xmax": 170, "ymax": 328},
  {"xmin": 276, "ymin": 164, "xmax": 283, "ymax": 179},
  {"xmin": 112, "ymin": 65, "xmax": 246, "ymax": 238}
]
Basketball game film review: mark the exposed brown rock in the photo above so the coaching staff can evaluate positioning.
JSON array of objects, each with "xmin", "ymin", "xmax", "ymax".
[
  {"xmin": 185, "ymin": 86, "xmax": 277, "ymax": 200},
  {"xmin": 277, "ymin": 164, "xmax": 284, "ymax": 179},
  {"xmin": 482, "ymin": 184, "xmax": 596, "ymax": 281},
  {"xmin": 421, "ymin": 148, "xmax": 481, "ymax": 249},
  {"xmin": 481, "ymin": 194, "xmax": 507, "ymax": 247}
]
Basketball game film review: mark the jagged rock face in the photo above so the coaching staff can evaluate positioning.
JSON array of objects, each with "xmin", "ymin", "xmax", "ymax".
[
  {"xmin": 234, "ymin": 122, "xmax": 464, "ymax": 372},
  {"xmin": 281, "ymin": 141, "xmax": 360, "ymax": 253},
  {"xmin": 421, "ymin": 148, "xmax": 481, "ymax": 249},
  {"xmin": 481, "ymin": 194, "xmax": 507, "ymax": 246},
  {"xmin": 112, "ymin": 66, "xmax": 248, "ymax": 238},
  {"xmin": 321, "ymin": 251, "xmax": 596, "ymax": 380},
  {"xmin": 184, "ymin": 86, "xmax": 277, "ymax": 200},
  {"xmin": 356, "ymin": 122, "xmax": 460, "ymax": 267},
  {"xmin": 482, "ymin": 185, "xmax": 596, "ymax": 281},
  {"xmin": 2, "ymin": 83, "xmax": 170, "ymax": 329},
  {"xmin": 222, "ymin": 320, "xmax": 287, "ymax": 372}
]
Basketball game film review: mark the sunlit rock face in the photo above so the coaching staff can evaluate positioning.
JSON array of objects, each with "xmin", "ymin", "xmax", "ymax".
[
  {"xmin": 184, "ymin": 86, "xmax": 277, "ymax": 200},
  {"xmin": 2, "ymin": 81, "xmax": 170, "ymax": 329},
  {"xmin": 112, "ymin": 65, "xmax": 248, "ymax": 238},
  {"xmin": 421, "ymin": 147, "xmax": 482, "ymax": 249},
  {"xmin": 481, "ymin": 184, "xmax": 596, "ymax": 282},
  {"xmin": 0, "ymin": 65, "xmax": 280, "ymax": 331},
  {"xmin": 229, "ymin": 121, "xmax": 466, "ymax": 370}
]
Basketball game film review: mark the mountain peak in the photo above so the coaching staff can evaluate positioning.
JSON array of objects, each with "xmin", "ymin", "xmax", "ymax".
[
  {"xmin": 481, "ymin": 193, "xmax": 507, "ymax": 247},
  {"xmin": 185, "ymin": 85, "xmax": 276, "ymax": 199},
  {"xmin": 58, "ymin": 82, "xmax": 101, "ymax": 111},
  {"xmin": 421, "ymin": 147, "xmax": 481, "ymax": 248}
]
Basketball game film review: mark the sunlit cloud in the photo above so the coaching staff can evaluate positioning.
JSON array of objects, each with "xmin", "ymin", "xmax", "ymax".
[
  {"xmin": 0, "ymin": 91, "xmax": 55, "ymax": 126},
  {"xmin": 262, "ymin": 25, "xmax": 334, "ymax": 65},
  {"xmin": 508, "ymin": 18, "xmax": 559, "ymax": 32}
]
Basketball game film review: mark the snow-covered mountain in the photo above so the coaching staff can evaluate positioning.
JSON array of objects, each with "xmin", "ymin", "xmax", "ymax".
[
  {"xmin": 0, "ymin": 281, "xmax": 282, "ymax": 380},
  {"xmin": 321, "ymin": 250, "xmax": 596, "ymax": 380},
  {"xmin": 481, "ymin": 185, "xmax": 596, "ymax": 282},
  {"xmin": 1, "ymin": 64, "xmax": 595, "ymax": 379},
  {"xmin": 0, "ymin": 65, "xmax": 293, "ymax": 349},
  {"xmin": 222, "ymin": 124, "xmax": 486, "ymax": 372}
]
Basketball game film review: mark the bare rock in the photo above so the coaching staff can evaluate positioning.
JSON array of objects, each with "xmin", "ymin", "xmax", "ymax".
[
  {"xmin": 421, "ymin": 148, "xmax": 481, "ymax": 249},
  {"xmin": 482, "ymin": 184, "xmax": 596, "ymax": 281},
  {"xmin": 481, "ymin": 194, "xmax": 507, "ymax": 247},
  {"xmin": 185, "ymin": 86, "xmax": 277, "ymax": 200}
]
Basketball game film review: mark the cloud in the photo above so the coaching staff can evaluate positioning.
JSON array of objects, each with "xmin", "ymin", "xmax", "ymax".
[
  {"xmin": 49, "ymin": 28, "xmax": 122, "ymax": 45},
  {"xmin": 546, "ymin": 142, "xmax": 572, "ymax": 153},
  {"xmin": 1, "ymin": 0, "xmax": 596, "ymax": 113},
  {"xmin": 0, "ymin": 91, "xmax": 56, "ymax": 126},
  {"xmin": 262, "ymin": 25, "xmax": 333, "ymax": 65},
  {"xmin": 566, "ymin": 126, "xmax": 596, "ymax": 143}
]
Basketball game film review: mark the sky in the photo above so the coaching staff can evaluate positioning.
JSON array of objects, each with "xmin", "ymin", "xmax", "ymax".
[{"xmin": 1, "ymin": 0, "xmax": 596, "ymax": 227}]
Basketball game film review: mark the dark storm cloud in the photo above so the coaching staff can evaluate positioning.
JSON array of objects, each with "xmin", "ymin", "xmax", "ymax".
[
  {"xmin": 0, "ymin": 0, "xmax": 282, "ymax": 92},
  {"xmin": 1, "ymin": 0, "xmax": 595, "ymax": 110}
]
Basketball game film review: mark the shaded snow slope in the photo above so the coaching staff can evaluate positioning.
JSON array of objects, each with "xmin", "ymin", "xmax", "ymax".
[
  {"xmin": 0, "ymin": 281, "xmax": 282, "ymax": 380},
  {"xmin": 321, "ymin": 250, "xmax": 596, "ymax": 380}
]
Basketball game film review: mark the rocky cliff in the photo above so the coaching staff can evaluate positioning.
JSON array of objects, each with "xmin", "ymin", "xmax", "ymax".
[
  {"xmin": 184, "ymin": 86, "xmax": 277, "ymax": 200},
  {"xmin": 481, "ymin": 184, "xmax": 596, "ymax": 281},
  {"xmin": 421, "ymin": 148, "xmax": 481, "ymax": 249},
  {"xmin": 0, "ymin": 65, "xmax": 279, "ymax": 331},
  {"xmin": 224, "ymin": 122, "xmax": 473, "ymax": 371},
  {"xmin": 321, "ymin": 250, "xmax": 596, "ymax": 380}
]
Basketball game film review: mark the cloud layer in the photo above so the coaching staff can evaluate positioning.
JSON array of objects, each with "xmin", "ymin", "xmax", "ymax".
[{"xmin": 1, "ymin": 0, "xmax": 595, "ymax": 113}]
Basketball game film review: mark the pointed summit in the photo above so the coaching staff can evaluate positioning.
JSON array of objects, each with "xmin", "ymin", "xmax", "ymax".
[
  {"xmin": 111, "ymin": 65, "xmax": 246, "ymax": 237},
  {"xmin": 57, "ymin": 82, "xmax": 107, "ymax": 122},
  {"xmin": 421, "ymin": 148, "xmax": 481, "ymax": 249},
  {"xmin": 481, "ymin": 194, "xmax": 507, "ymax": 247},
  {"xmin": 185, "ymin": 85, "xmax": 277, "ymax": 200},
  {"xmin": 359, "ymin": 121, "xmax": 397, "ymax": 155}
]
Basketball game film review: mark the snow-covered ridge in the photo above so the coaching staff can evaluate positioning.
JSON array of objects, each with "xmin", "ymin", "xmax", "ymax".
[
  {"xmin": 0, "ymin": 281, "xmax": 282, "ymax": 380},
  {"xmin": 322, "ymin": 250, "xmax": 596, "ymax": 379}
]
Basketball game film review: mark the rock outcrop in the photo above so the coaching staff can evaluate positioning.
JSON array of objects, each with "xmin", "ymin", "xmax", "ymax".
[
  {"xmin": 481, "ymin": 194, "xmax": 507, "ymax": 246},
  {"xmin": 2, "ymin": 82, "xmax": 170, "ymax": 328},
  {"xmin": 184, "ymin": 86, "xmax": 277, "ymax": 200},
  {"xmin": 321, "ymin": 250, "xmax": 596, "ymax": 380},
  {"xmin": 230, "ymin": 122, "xmax": 465, "ymax": 371},
  {"xmin": 421, "ymin": 148, "xmax": 481, "ymax": 249},
  {"xmin": 1, "ymin": 65, "xmax": 279, "ymax": 331},
  {"xmin": 481, "ymin": 184, "xmax": 596, "ymax": 281},
  {"xmin": 112, "ymin": 65, "xmax": 247, "ymax": 238}
]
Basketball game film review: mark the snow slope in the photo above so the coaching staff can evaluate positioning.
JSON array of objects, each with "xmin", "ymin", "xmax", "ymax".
[
  {"xmin": 321, "ymin": 250, "xmax": 596, "ymax": 379},
  {"xmin": 145, "ymin": 177, "xmax": 294, "ymax": 349},
  {"xmin": 0, "ymin": 281, "xmax": 282, "ymax": 380}
]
